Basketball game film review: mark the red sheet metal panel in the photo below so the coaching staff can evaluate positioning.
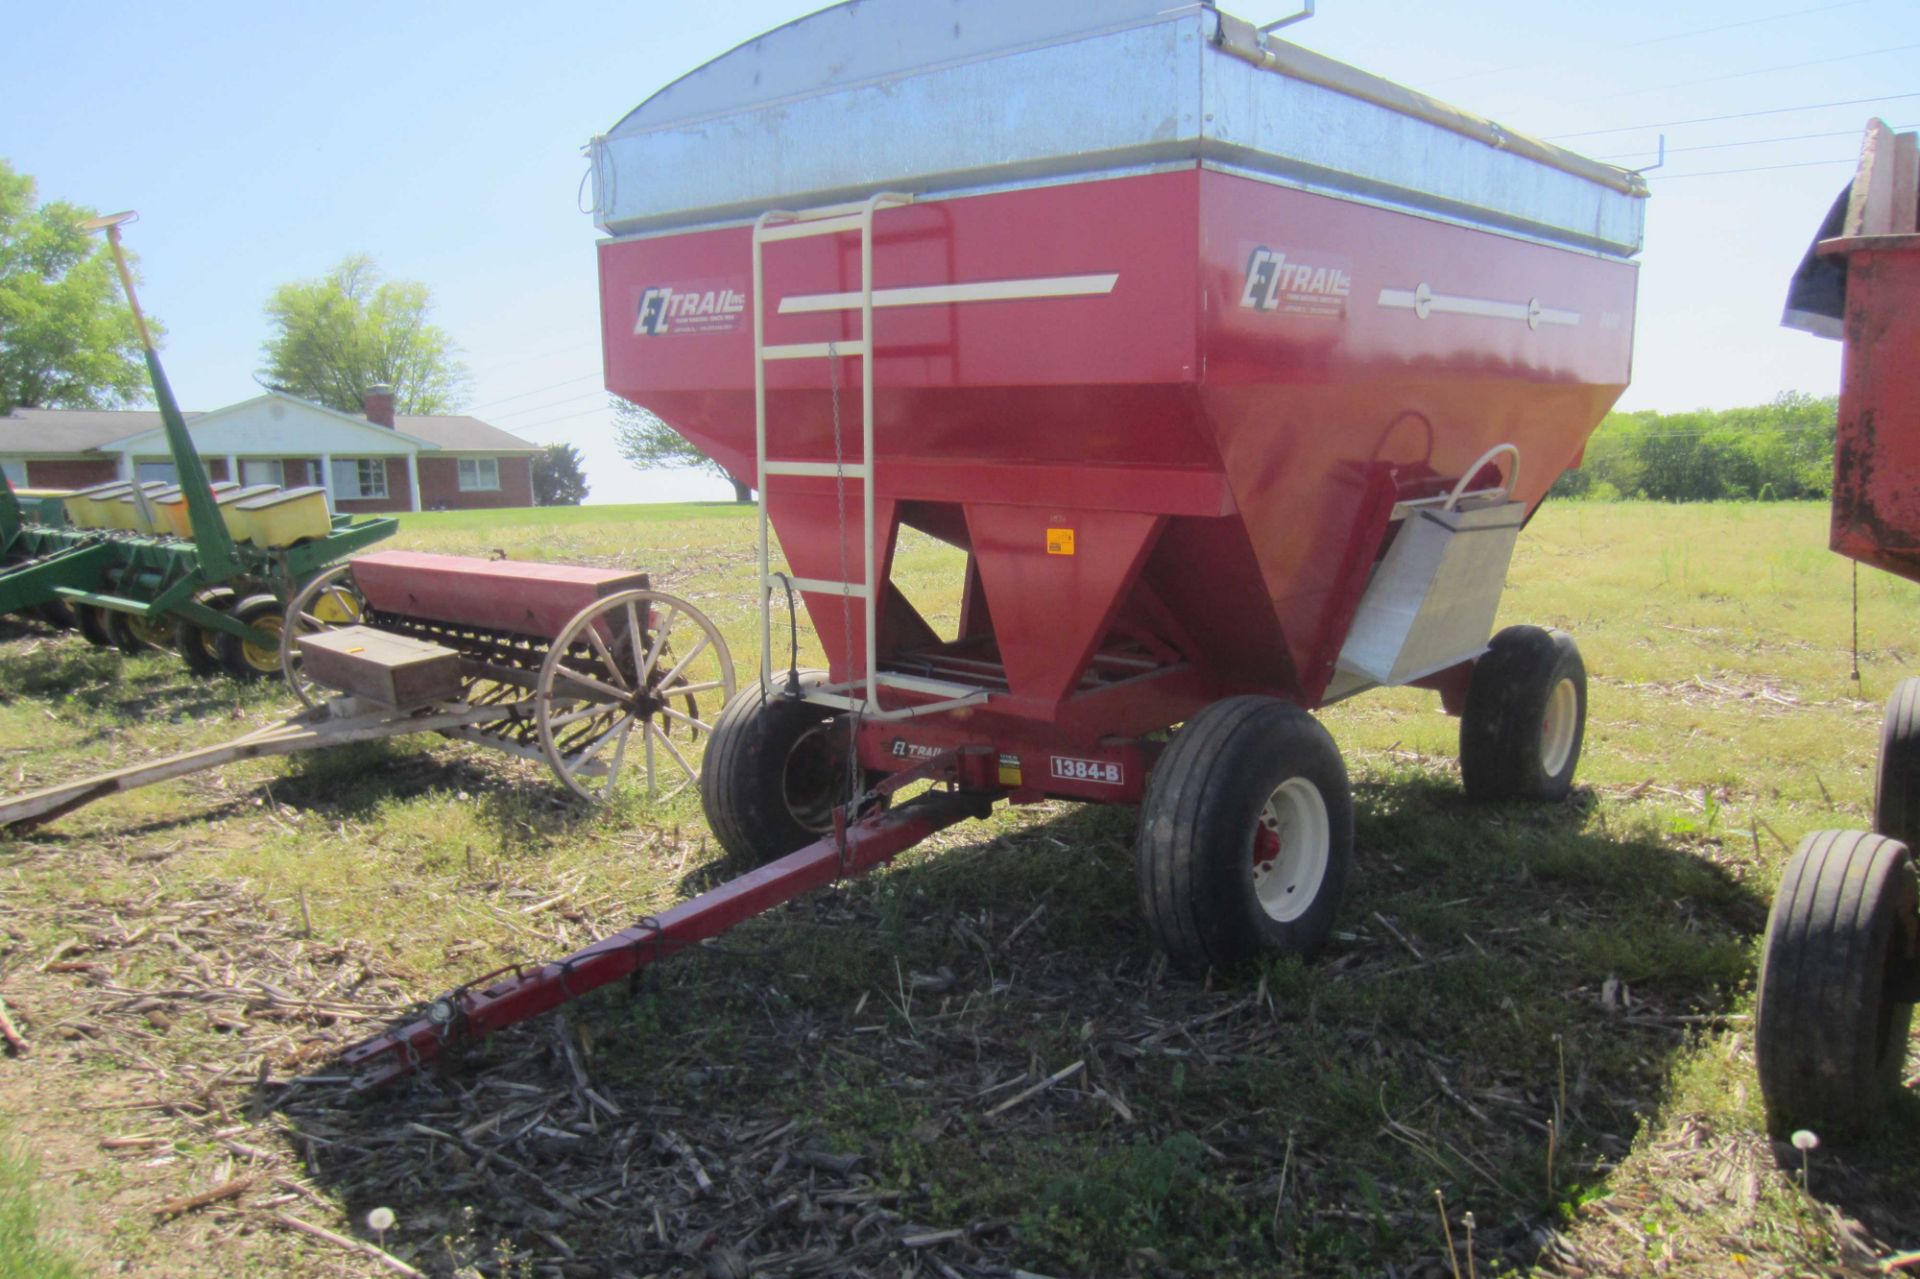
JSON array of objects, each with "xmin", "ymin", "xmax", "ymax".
[
  {"xmin": 600, "ymin": 165, "xmax": 1636, "ymax": 719},
  {"xmin": 351, "ymin": 550, "xmax": 648, "ymax": 640},
  {"xmin": 1824, "ymin": 232, "xmax": 1920, "ymax": 584}
]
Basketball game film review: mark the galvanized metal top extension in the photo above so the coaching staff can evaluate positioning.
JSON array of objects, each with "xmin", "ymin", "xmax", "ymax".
[{"xmin": 591, "ymin": 0, "xmax": 1647, "ymax": 258}]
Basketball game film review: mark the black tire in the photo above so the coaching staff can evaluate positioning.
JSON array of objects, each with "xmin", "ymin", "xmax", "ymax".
[
  {"xmin": 76, "ymin": 604, "xmax": 114, "ymax": 649},
  {"xmin": 35, "ymin": 600, "xmax": 76, "ymax": 630},
  {"xmin": 216, "ymin": 594, "xmax": 286, "ymax": 681},
  {"xmin": 1755, "ymin": 830, "xmax": 1919, "ymax": 1133},
  {"xmin": 1460, "ymin": 625, "xmax": 1587, "ymax": 803},
  {"xmin": 104, "ymin": 608, "xmax": 151, "ymax": 656},
  {"xmin": 699, "ymin": 672, "xmax": 857, "ymax": 864},
  {"xmin": 1136, "ymin": 696, "xmax": 1354, "ymax": 973},
  {"xmin": 1874, "ymin": 678, "xmax": 1920, "ymax": 850},
  {"xmin": 173, "ymin": 588, "xmax": 236, "ymax": 678}
]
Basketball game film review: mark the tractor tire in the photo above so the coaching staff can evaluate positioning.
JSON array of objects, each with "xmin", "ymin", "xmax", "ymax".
[
  {"xmin": 173, "ymin": 587, "xmax": 236, "ymax": 678},
  {"xmin": 1136, "ymin": 696, "xmax": 1353, "ymax": 974},
  {"xmin": 76, "ymin": 604, "xmax": 114, "ymax": 649},
  {"xmin": 104, "ymin": 608, "xmax": 151, "ymax": 656},
  {"xmin": 35, "ymin": 600, "xmax": 76, "ymax": 630},
  {"xmin": 215, "ymin": 594, "xmax": 286, "ymax": 681},
  {"xmin": 1874, "ymin": 678, "xmax": 1920, "ymax": 850},
  {"xmin": 700, "ymin": 672, "xmax": 857, "ymax": 865},
  {"xmin": 1460, "ymin": 625, "xmax": 1587, "ymax": 803},
  {"xmin": 1755, "ymin": 830, "xmax": 1919, "ymax": 1133}
]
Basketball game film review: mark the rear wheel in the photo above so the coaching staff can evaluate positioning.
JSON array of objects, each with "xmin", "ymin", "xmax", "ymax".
[
  {"xmin": 173, "ymin": 587, "xmax": 237, "ymax": 678},
  {"xmin": 1755, "ymin": 830, "xmax": 1919, "ymax": 1133},
  {"xmin": 280, "ymin": 566, "xmax": 366, "ymax": 707},
  {"xmin": 76, "ymin": 605, "xmax": 114, "ymax": 649},
  {"xmin": 105, "ymin": 608, "xmax": 152, "ymax": 656},
  {"xmin": 216, "ymin": 594, "xmax": 286, "ymax": 680},
  {"xmin": 700, "ymin": 672, "xmax": 857, "ymax": 864},
  {"xmin": 1874, "ymin": 678, "xmax": 1920, "ymax": 849},
  {"xmin": 35, "ymin": 600, "xmax": 75, "ymax": 630},
  {"xmin": 1136, "ymin": 696, "xmax": 1354, "ymax": 973},
  {"xmin": 1460, "ymin": 625, "xmax": 1586, "ymax": 802}
]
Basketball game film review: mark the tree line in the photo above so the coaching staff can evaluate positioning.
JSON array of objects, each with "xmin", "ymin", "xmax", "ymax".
[{"xmin": 1550, "ymin": 392, "xmax": 1837, "ymax": 502}]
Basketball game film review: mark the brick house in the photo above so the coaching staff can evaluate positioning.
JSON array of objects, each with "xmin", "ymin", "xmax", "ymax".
[{"xmin": 0, "ymin": 387, "xmax": 540, "ymax": 513}]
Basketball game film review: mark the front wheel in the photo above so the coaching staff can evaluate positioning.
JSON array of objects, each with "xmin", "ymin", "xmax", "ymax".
[
  {"xmin": 1874, "ymin": 678, "xmax": 1920, "ymax": 849},
  {"xmin": 700, "ymin": 673, "xmax": 858, "ymax": 865},
  {"xmin": 216, "ymin": 594, "xmax": 286, "ymax": 681},
  {"xmin": 1460, "ymin": 625, "xmax": 1586, "ymax": 802},
  {"xmin": 1755, "ymin": 830, "xmax": 1918, "ymax": 1133},
  {"xmin": 1136, "ymin": 696, "xmax": 1354, "ymax": 973}
]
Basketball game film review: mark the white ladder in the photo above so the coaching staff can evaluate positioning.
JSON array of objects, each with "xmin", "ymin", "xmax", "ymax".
[{"xmin": 751, "ymin": 192, "xmax": 988, "ymax": 720}]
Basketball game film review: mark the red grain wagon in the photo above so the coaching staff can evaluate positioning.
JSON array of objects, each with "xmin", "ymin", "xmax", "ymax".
[
  {"xmin": 1761, "ymin": 119, "xmax": 1920, "ymax": 1133},
  {"xmin": 339, "ymin": 0, "xmax": 1649, "ymax": 1085}
]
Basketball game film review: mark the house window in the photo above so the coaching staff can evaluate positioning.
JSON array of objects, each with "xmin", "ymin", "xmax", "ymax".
[
  {"xmin": 457, "ymin": 457, "xmax": 500, "ymax": 492},
  {"xmin": 136, "ymin": 460, "xmax": 177, "ymax": 484},
  {"xmin": 331, "ymin": 457, "xmax": 389, "ymax": 500},
  {"xmin": 240, "ymin": 459, "xmax": 284, "ymax": 487},
  {"xmin": 1, "ymin": 459, "xmax": 23, "ymax": 489}
]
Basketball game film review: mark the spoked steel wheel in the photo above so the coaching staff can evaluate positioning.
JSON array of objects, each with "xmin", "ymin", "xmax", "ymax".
[
  {"xmin": 535, "ymin": 588, "xmax": 735, "ymax": 803},
  {"xmin": 279, "ymin": 564, "xmax": 368, "ymax": 707}
]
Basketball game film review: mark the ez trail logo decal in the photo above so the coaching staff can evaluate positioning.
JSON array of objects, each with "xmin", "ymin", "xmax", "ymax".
[
  {"xmin": 635, "ymin": 282, "xmax": 748, "ymax": 336},
  {"xmin": 1239, "ymin": 246, "xmax": 1352, "ymax": 320}
]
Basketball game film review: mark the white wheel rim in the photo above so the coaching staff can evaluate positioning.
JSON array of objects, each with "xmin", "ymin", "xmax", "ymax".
[
  {"xmin": 1252, "ymin": 777, "xmax": 1330, "ymax": 923},
  {"xmin": 536, "ymin": 589, "xmax": 736, "ymax": 803},
  {"xmin": 1539, "ymin": 677, "xmax": 1578, "ymax": 777}
]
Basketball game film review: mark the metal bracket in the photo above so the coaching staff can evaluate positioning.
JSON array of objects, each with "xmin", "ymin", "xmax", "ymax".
[{"xmin": 1258, "ymin": 0, "xmax": 1315, "ymax": 34}]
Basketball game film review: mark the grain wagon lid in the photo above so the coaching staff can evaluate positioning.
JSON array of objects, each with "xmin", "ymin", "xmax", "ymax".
[{"xmin": 590, "ymin": 0, "xmax": 1646, "ymax": 257}]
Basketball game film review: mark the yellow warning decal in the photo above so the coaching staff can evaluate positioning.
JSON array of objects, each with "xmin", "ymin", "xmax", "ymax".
[
  {"xmin": 1046, "ymin": 527, "xmax": 1075, "ymax": 556},
  {"xmin": 997, "ymin": 753, "xmax": 1023, "ymax": 786}
]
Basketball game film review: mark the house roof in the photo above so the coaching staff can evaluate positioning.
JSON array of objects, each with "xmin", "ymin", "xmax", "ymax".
[
  {"xmin": 0, "ymin": 407, "xmax": 204, "ymax": 453},
  {"xmin": 0, "ymin": 396, "xmax": 537, "ymax": 455},
  {"xmin": 398, "ymin": 415, "xmax": 543, "ymax": 454}
]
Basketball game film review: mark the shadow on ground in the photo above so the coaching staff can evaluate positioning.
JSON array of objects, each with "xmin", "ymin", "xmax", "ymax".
[{"xmin": 256, "ymin": 768, "xmax": 1879, "ymax": 1279}]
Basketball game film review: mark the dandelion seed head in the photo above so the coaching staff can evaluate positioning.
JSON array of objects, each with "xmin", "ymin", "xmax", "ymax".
[{"xmin": 1790, "ymin": 1129, "xmax": 1819, "ymax": 1152}]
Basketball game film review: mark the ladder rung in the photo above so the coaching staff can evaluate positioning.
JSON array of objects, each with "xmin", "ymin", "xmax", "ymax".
[
  {"xmin": 762, "ymin": 340, "xmax": 867, "ymax": 361},
  {"xmin": 758, "ymin": 214, "xmax": 865, "ymax": 242},
  {"xmin": 773, "ymin": 576, "xmax": 869, "ymax": 599},
  {"xmin": 762, "ymin": 460, "xmax": 869, "ymax": 479},
  {"xmin": 874, "ymin": 672, "xmax": 990, "ymax": 698}
]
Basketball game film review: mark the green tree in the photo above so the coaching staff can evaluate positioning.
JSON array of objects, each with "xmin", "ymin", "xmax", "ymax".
[
  {"xmin": 533, "ymin": 442, "xmax": 590, "ymax": 506},
  {"xmin": 0, "ymin": 159, "xmax": 151, "ymax": 414},
  {"xmin": 611, "ymin": 398, "xmax": 751, "ymax": 502},
  {"xmin": 258, "ymin": 254, "xmax": 466, "ymax": 415},
  {"xmin": 1549, "ymin": 392, "xmax": 1838, "ymax": 501}
]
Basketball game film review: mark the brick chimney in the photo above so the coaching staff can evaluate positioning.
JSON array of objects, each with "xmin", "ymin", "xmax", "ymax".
[{"xmin": 362, "ymin": 384, "xmax": 395, "ymax": 428}]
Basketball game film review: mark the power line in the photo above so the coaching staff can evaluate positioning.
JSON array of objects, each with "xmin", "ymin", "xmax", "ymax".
[
  {"xmin": 1432, "ymin": 0, "xmax": 1868, "ymax": 85},
  {"xmin": 1647, "ymin": 155, "xmax": 1858, "ymax": 179},
  {"xmin": 469, "ymin": 371, "xmax": 602, "ymax": 412},
  {"xmin": 508, "ymin": 403, "xmax": 617, "ymax": 435},
  {"xmin": 1620, "ymin": 0, "xmax": 1868, "ymax": 48},
  {"xmin": 1549, "ymin": 91, "xmax": 1920, "ymax": 139},
  {"xmin": 1615, "ymin": 41, "xmax": 1920, "ymax": 99},
  {"xmin": 490, "ymin": 388, "xmax": 612, "ymax": 422},
  {"xmin": 1596, "ymin": 125, "xmax": 1912, "ymax": 161}
]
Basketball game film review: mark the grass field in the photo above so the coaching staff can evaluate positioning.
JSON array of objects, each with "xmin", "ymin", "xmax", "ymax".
[{"xmin": 0, "ymin": 499, "xmax": 1914, "ymax": 1277}]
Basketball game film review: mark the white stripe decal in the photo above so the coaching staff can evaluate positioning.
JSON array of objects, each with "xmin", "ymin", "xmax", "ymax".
[
  {"xmin": 779, "ymin": 273, "xmax": 1119, "ymax": 314},
  {"xmin": 1378, "ymin": 283, "xmax": 1580, "ymax": 328}
]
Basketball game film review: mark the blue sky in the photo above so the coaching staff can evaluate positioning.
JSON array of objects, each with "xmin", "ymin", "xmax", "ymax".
[{"xmin": 6, "ymin": 0, "xmax": 1915, "ymax": 503}]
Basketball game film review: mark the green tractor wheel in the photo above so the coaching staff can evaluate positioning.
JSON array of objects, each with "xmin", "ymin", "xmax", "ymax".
[{"xmin": 216, "ymin": 595, "xmax": 287, "ymax": 681}]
